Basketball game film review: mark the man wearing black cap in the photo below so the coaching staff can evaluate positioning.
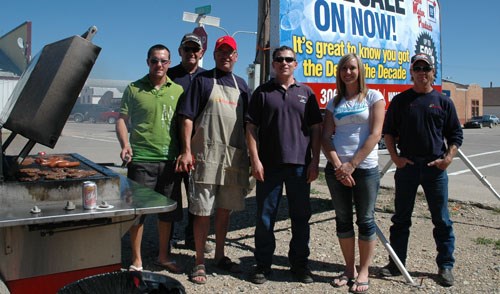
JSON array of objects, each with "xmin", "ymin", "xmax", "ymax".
[
  {"xmin": 380, "ymin": 53, "xmax": 463, "ymax": 287},
  {"xmin": 168, "ymin": 33, "xmax": 205, "ymax": 91},
  {"xmin": 176, "ymin": 35, "xmax": 250, "ymax": 284},
  {"xmin": 167, "ymin": 33, "xmax": 213, "ymax": 254}
]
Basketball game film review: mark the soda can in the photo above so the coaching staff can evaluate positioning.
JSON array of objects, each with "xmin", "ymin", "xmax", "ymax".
[{"xmin": 82, "ymin": 181, "xmax": 97, "ymax": 210}]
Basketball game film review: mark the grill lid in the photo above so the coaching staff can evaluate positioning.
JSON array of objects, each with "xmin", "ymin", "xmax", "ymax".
[{"xmin": 0, "ymin": 27, "xmax": 101, "ymax": 149}]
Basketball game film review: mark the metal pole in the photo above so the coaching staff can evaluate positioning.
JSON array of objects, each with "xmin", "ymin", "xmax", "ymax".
[
  {"xmin": 377, "ymin": 153, "xmax": 417, "ymax": 286},
  {"xmin": 257, "ymin": 0, "xmax": 270, "ymax": 84},
  {"xmin": 377, "ymin": 152, "xmax": 416, "ymax": 286},
  {"xmin": 232, "ymin": 31, "xmax": 258, "ymax": 38},
  {"xmin": 203, "ymin": 24, "xmax": 230, "ymax": 36},
  {"xmin": 457, "ymin": 149, "xmax": 500, "ymax": 201},
  {"xmin": 379, "ymin": 157, "xmax": 394, "ymax": 178},
  {"xmin": 376, "ymin": 225, "xmax": 418, "ymax": 286},
  {"xmin": 198, "ymin": 24, "xmax": 205, "ymax": 68},
  {"xmin": 380, "ymin": 150, "xmax": 499, "ymax": 202}
]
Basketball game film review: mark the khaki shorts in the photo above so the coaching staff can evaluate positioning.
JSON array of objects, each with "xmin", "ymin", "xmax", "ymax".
[{"xmin": 189, "ymin": 183, "xmax": 246, "ymax": 216}]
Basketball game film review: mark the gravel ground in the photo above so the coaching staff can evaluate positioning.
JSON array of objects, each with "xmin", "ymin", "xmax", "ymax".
[{"xmin": 121, "ymin": 175, "xmax": 500, "ymax": 293}]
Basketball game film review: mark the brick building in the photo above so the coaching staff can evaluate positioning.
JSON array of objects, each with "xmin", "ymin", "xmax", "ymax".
[{"xmin": 442, "ymin": 79, "xmax": 483, "ymax": 125}]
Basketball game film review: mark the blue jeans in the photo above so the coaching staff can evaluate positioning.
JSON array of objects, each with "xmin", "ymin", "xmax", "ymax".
[
  {"xmin": 389, "ymin": 158, "xmax": 455, "ymax": 269},
  {"xmin": 325, "ymin": 163, "xmax": 380, "ymax": 241},
  {"xmin": 254, "ymin": 165, "xmax": 311, "ymax": 269}
]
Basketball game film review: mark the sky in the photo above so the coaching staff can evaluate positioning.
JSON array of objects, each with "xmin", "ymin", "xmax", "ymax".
[{"xmin": 1, "ymin": 0, "xmax": 499, "ymax": 88}]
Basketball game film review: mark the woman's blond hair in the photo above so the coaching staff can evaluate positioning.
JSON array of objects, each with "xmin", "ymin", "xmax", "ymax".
[{"xmin": 333, "ymin": 53, "xmax": 368, "ymax": 107}]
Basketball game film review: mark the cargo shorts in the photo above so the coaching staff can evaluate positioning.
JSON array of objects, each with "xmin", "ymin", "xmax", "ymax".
[{"xmin": 189, "ymin": 183, "xmax": 246, "ymax": 216}]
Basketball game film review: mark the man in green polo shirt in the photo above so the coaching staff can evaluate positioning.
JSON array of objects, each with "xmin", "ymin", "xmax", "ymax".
[{"xmin": 116, "ymin": 44, "xmax": 183, "ymax": 273}]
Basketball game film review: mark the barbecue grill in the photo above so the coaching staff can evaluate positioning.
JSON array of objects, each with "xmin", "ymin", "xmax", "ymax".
[{"xmin": 0, "ymin": 27, "xmax": 176, "ymax": 293}]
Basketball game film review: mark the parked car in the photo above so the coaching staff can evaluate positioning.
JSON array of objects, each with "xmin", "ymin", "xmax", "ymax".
[
  {"xmin": 100, "ymin": 108, "xmax": 120, "ymax": 124},
  {"xmin": 70, "ymin": 104, "xmax": 113, "ymax": 123},
  {"xmin": 482, "ymin": 114, "xmax": 499, "ymax": 126},
  {"xmin": 463, "ymin": 115, "xmax": 499, "ymax": 129},
  {"xmin": 463, "ymin": 116, "xmax": 483, "ymax": 129}
]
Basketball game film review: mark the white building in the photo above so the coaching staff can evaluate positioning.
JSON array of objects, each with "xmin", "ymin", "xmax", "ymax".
[{"xmin": 79, "ymin": 79, "xmax": 130, "ymax": 107}]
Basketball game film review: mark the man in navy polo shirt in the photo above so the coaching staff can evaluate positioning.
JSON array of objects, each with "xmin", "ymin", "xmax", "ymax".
[{"xmin": 246, "ymin": 45, "xmax": 323, "ymax": 284}]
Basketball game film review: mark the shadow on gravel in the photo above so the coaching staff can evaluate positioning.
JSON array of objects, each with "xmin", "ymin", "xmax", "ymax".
[
  {"xmin": 220, "ymin": 193, "xmax": 336, "ymax": 256},
  {"xmin": 373, "ymin": 266, "xmax": 442, "ymax": 287},
  {"xmin": 121, "ymin": 192, "xmax": 339, "ymax": 275},
  {"xmin": 228, "ymin": 192, "xmax": 334, "ymax": 234}
]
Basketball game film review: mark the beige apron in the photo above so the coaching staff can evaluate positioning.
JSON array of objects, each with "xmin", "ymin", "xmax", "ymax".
[{"xmin": 191, "ymin": 70, "xmax": 250, "ymax": 189}]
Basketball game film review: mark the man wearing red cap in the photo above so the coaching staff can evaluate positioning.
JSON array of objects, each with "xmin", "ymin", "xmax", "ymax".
[{"xmin": 176, "ymin": 35, "xmax": 250, "ymax": 284}]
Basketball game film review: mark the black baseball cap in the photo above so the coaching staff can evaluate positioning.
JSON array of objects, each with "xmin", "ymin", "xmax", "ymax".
[
  {"xmin": 411, "ymin": 53, "xmax": 433, "ymax": 66},
  {"xmin": 180, "ymin": 33, "xmax": 202, "ymax": 48}
]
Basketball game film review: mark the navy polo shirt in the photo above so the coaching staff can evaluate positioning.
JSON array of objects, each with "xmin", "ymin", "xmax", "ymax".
[
  {"xmin": 246, "ymin": 79, "xmax": 322, "ymax": 167},
  {"xmin": 167, "ymin": 63, "xmax": 205, "ymax": 91},
  {"xmin": 176, "ymin": 68, "xmax": 250, "ymax": 121},
  {"xmin": 383, "ymin": 88, "xmax": 463, "ymax": 158}
]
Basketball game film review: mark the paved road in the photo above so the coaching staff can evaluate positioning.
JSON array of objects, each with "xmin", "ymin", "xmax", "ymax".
[
  {"xmin": 321, "ymin": 126, "xmax": 500, "ymax": 207},
  {"xmin": 380, "ymin": 127, "xmax": 500, "ymax": 207},
  {"xmin": 4, "ymin": 121, "xmax": 500, "ymax": 207},
  {"xmin": 3, "ymin": 121, "xmax": 121, "ymax": 165}
]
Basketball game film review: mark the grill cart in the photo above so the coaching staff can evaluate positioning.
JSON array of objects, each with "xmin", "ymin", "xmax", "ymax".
[{"xmin": 0, "ymin": 27, "xmax": 176, "ymax": 293}]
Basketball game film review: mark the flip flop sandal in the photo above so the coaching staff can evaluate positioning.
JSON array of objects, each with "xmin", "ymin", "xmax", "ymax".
[
  {"xmin": 215, "ymin": 256, "xmax": 242, "ymax": 273},
  {"xmin": 350, "ymin": 280, "xmax": 370, "ymax": 294},
  {"xmin": 154, "ymin": 260, "xmax": 182, "ymax": 273},
  {"xmin": 190, "ymin": 264, "xmax": 207, "ymax": 285},
  {"xmin": 330, "ymin": 275, "xmax": 354, "ymax": 288},
  {"xmin": 128, "ymin": 265, "xmax": 143, "ymax": 272}
]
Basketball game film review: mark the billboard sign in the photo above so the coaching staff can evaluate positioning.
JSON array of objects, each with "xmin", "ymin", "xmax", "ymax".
[{"xmin": 271, "ymin": 0, "xmax": 441, "ymax": 108}]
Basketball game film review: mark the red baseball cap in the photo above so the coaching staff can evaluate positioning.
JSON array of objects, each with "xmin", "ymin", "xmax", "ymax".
[{"xmin": 215, "ymin": 35, "xmax": 237, "ymax": 51}]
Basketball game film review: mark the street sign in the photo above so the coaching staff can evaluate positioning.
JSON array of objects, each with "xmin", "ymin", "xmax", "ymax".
[
  {"xmin": 195, "ymin": 5, "xmax": 211, "ymax": 15},
  {"xmin": 182, "ymin": 12, "xmax": 220, "ymax": 27},
  {"xmin": 193, "ymin": 27, "xmax": 208, "ymax": 52}
]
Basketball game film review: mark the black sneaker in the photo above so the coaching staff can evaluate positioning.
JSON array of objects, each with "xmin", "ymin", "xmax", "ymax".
[
  {"xmin": 438, "ymin": 268, "xmax": 454, "ymax": 287},
  {"xmin": 379, "ymin": 263, "xmax": 402, "ymax": 277},
  {"xmin": 250, "ymin": 266, "xmax": 272, "ymax": 284},
  {"xmin": 291, "ymin": 267, "xmax": 314, "ymax": 284}
]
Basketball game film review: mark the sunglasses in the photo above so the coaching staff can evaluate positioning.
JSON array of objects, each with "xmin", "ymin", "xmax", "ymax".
[
  {"xmin": 149, "ymin": 58, "xmax": 170, "ymax": 65},
  {"xmin": 273, "ymin": 56, "xmax": 296, "ymax": 63},
  {"xmin": 413, "ymin": 65, "xmax": 433, "ymax": 72},
  {"xmin": 183, "ymin": 46, "xmax": 201, "ymax": 53}
]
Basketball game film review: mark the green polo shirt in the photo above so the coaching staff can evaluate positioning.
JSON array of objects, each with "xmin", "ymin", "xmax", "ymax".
[{"xmin": 120, "ymin": 75, "xmax": 183, "ymax": 161}]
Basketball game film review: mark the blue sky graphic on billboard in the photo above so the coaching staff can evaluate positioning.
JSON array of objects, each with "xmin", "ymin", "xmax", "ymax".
[{"xmin": 278, "ymin": 0, "xmax": 441, "ymax": 86}]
